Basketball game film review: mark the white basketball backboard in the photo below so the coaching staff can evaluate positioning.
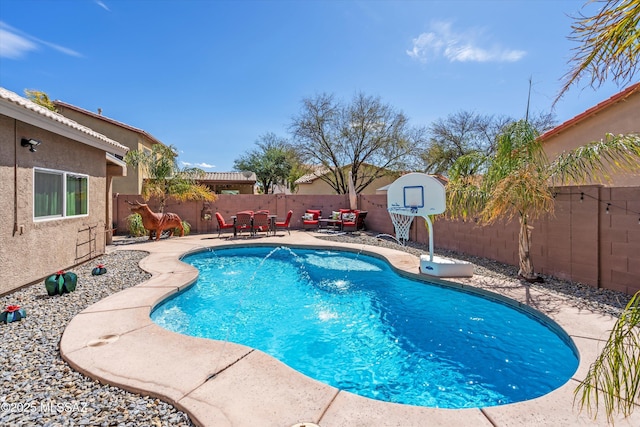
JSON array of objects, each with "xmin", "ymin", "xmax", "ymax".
[{"xmin": 386, "ymin": 173, "xmax": 446, "ymax": 216}]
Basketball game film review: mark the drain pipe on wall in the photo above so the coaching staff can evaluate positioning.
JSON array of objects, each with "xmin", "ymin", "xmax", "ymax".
[{"xmin": 13, "ymin": 120, "xmax": 22, "ymax": 237}]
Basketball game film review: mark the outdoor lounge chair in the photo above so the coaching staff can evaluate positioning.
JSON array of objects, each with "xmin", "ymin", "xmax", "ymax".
[
  {"xmin": 215, "ymin": 212, "xmax": 234, "ymax": 237},
  {"xmin": 275, "ymin": 210, "xmax": 293, "ymax": 235},
  {"xmin": 302, "ymin": 209, "xmax": 321, "ymax": 230},
  {"xmin": 341, "ymin": 210, "xmax": 359, "ymax": 232}
]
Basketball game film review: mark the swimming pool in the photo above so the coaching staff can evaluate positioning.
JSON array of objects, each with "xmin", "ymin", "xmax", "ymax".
[{"xmin": 151, "ymin": 246, "xmax": 579, "ymax": 409}]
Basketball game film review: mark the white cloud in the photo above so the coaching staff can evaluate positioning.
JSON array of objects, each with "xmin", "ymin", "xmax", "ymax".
[
  {"xmin": 95, "ymin": 1, "xmax": 110, "ymax": 11},
  {"xmin": 38, "ymin": 39, "xmax": 82, "ymax": 57},
  {"xmin": 194, "ymin": 162, "xmax": 215, "ymax": 169},
  {"xmin": 407, "ymin": 20, "xmax": 525, "ymax": 64},
  {"xmin": 181, "ymin": 161, "xmax": 216, "ymax": 170},
  {"xmin": 0, "ymin": 21, "xmax": 81, "ymax": 59},
  {"xmin": 0, "ymin": 26, "xmax": 37, "ymax": 59}
]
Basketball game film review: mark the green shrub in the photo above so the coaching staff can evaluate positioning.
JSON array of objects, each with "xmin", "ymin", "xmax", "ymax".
[
  {"xmin": 126, "ymin": 213, "xmax": 148, "ymax": 237},
  {"xmin": 126, "ymin": 214, "xmax": 189, "ymax": 238},
  {"xmin": 177, "ymin": 220, "xmax": 191, "ymax": 236}
]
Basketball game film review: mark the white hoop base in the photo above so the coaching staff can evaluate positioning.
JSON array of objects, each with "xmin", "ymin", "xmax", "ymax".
[{"xmin": 420, "ymin": 255, "xmax": 474, "ymax": 278}]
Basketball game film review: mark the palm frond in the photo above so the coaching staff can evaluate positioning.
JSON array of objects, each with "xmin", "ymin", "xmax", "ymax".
[
  {"xmin": 485, "ymin": 120, "xmax": 547, "ymax": 189},
  {"xmin": 446, "ymin": 175, "xmax": 486, "ymax": 221},
  {"xmin": 483, "ymin": 165, "xmax": 555, "ymax": 224},
  {"xmin": 556, "ymin": 0, "xmax": 640, "ymax": 102},
  {"xmin": 575, "ymin": 290, "xmax": 640, "ymax": 423},
  {"xmin": 550, "ymin": 133, "xmax": 640, "ymax": 185}
]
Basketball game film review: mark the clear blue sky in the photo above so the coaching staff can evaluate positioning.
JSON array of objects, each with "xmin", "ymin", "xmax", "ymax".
[{"xmin": 0, "ymin": 0, "xmax": 626, "ymax": 172}]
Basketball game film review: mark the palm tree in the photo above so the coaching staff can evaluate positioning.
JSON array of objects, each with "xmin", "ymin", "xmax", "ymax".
[
  {"xmin": 124, "ymin": 143, "xmax": 216, "ymax": 212},
  {"xmin": 446, "ymin": 120, "xmax": 640, "ymax": 281},
  {"xmin": 447, "ymin": 123, "xmax": 640, "ymax": 420}
]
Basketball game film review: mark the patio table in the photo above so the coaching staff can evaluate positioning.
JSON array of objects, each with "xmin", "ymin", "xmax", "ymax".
[
  {"xmin": 318, "ymin": 218, "xmax": 342, "ymax": 232},
  {"xmin": 230, "ymin": 213, "xmax": 277, "ymax": 237}
]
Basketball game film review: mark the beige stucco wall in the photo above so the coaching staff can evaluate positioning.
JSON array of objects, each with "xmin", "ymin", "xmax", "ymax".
[
  {"xmin": 542, "ymin": 92, "xmax": 640, "ymax": 186},
  {"xmin": 296, "ymin": 174, "xmax": 396, "ymax": 195},
  {"xmin": 54, "ymin": 106, "xmax": 152, "ymax": 195},
  {"xmin": 0, "ymin": 116, "xmax": 107, "ymax": 295}
]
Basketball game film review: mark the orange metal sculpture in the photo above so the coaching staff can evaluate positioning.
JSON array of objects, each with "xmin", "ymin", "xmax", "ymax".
[{"xmin": 128, "ymin": 201, "xmax": 184, "ymax": 241}]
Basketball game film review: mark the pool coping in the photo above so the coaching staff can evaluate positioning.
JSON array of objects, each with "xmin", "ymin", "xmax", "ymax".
[{"xmin": 60, "ymin": 232, "xmax": 640, "ymax": 426}]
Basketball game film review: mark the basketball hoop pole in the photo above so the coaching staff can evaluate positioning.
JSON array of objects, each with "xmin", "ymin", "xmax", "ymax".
[{"xmin": 423, "ymin": 215, "xmax": 434, "ymax": 262}]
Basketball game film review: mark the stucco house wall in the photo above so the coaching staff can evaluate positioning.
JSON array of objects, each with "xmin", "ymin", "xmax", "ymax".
[
  {"xmin": 1, "ymin": 88, "xmax": 127, "ymax": 295},
  {"xmin": 54, "ymin": 101, "xmax": 160, "ymax": 195},
  {"xmin": 296, "ymin": 171, "xmax": 397, "ymax": 195},
  {"xmin": 540, "ymin": 82, "xmax": 640, "ymax": 187}
]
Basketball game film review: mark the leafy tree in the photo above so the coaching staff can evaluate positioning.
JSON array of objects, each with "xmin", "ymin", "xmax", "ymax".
[
  {"xmin": 286, "ymin": 161, "xmax": 311, "ymax": 194},
  {"xmin": 234, "ymin": 133, "xmax": 300, "ymax": 194},
  {"xmin": 422, "ymin": 111, "xmax": 556, "ymax": 176},
  {"xmin": 556, "ymin": 0, "xmax": 640, "ymax": 102},
  {"xmin": 124, "ymin": 143, "xmax": 216, "ymax": 212},
  {"xmin": 24, "ymin": 89, "xmax": 56, "ymax": 111},
  {"xmin": 290, "ymin": 92, "xmax": 426, "ymax": 194},
  {"xmin": 422, "ymin": 111, "xmax": 510, "ymax": 175},
  {"xmin": 446, "ymin": 120, "xmax": 640, "ymax": 281}
]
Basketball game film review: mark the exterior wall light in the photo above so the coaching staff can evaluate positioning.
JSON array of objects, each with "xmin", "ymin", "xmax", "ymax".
[{"xmin": 21, "ymin": 138, "xmax": 42, "ymax": 152}]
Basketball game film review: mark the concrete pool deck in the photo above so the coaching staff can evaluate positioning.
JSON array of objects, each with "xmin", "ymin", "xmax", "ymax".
[{"xmin": 60, "ymin": 232, "xmax": 639, "ymax": 426}]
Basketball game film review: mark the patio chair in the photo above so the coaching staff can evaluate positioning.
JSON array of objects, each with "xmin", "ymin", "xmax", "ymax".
[
  {"xmin": 274, "ymin": 210, "xmax": 293, "ymax": 235},
  {"xmin": 234, "ymin": 211, "xmax": 253, "ymax": 237},
  {"xmin": 215, "ymin": 212, "xmax": 234, "ymax": 237},
  {"xmin": 252, "ymin": 211, "xmax": 271, "ymax": 236},
  {"xmin": 341, "ymin": 210, "xmax": 359, "ymax": 233},
  {"xmin": 302, "ymin": 209, "xmax": 321, "ymax": 230}
]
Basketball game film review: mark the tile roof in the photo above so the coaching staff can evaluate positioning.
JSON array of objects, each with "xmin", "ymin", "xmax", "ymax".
[
  {"xmin": 295, "ymin": 166, "xmax": 330, "ymax": 184},
  {"xmin": 539, "ymin": 82, "xmax": 640, "ymax": 141},
  {"xmin": 0, "ymin": 87, "xmax": 128, "ymax": 155},
  {"xmin": 53, "ymin": 100, "xmax": 164, "ymax": 146},
  {"xmin": 201, "ymin": 172, "xmax": 256, "ymax": 181}
]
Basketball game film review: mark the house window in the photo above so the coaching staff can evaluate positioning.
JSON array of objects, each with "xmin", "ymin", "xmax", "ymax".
[{"xmin": 34, "ymin": 169, "xmax": 88, "ymax": 219}]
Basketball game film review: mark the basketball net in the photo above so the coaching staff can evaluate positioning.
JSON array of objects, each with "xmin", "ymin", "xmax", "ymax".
[{"xmin": 388, "ymin": 209, "xmax": 415, "ymax": 245}]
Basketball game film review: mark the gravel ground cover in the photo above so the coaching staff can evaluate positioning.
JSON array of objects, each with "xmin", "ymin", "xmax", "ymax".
[
  {"xmin": 0, "ymin": 233, "xmax": 632, "ymax": 426},
  {"xmin": 0, "ymin": 250, "xmax": 194, "ymax": 427}
]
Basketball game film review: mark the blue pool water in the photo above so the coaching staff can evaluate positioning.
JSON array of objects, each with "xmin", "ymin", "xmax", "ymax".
[{"xmin": 151, "ymin": 246, "xmax": 579, "ymax": 409}]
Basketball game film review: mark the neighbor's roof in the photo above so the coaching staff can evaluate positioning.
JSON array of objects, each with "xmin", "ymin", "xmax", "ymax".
[
  {"xmin": 295, "ymin": 164, "xmax": 409, "ymax": 184},
  {"xmin": 295, "ymin": 165, "xmax": 330, "ymax": 184},
  {"xmin": 54, "ymin": 100, "xmax": 164, "ymax": 146},
  {"xmin": 0, "ymin": 87, "xmax": 128, "ymax": 156},
  {"xmin": 539, "ymin": 82, "xmax": 640, "ymax": 141},
  {"xmin": 201, "ymin": 172, "xmax": 257, "ymax": 182}
]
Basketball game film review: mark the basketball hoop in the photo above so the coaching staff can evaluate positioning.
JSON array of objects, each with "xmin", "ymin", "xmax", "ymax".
[
  {"xmin": 376, "ymin": 208, "xmax": 415, "ymax": 246},
  {"xmin": 382, "ymin": 173, "xmax": 445, "ymax": 249},
  {"xmin": 390, "ymin": 208, "xmax": 415, "ymax": 244}
]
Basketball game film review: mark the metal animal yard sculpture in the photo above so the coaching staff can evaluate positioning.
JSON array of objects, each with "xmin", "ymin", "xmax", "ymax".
[{"xmin": 128, "ymin": 201, "xmax": 184, "ymax": 241}]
